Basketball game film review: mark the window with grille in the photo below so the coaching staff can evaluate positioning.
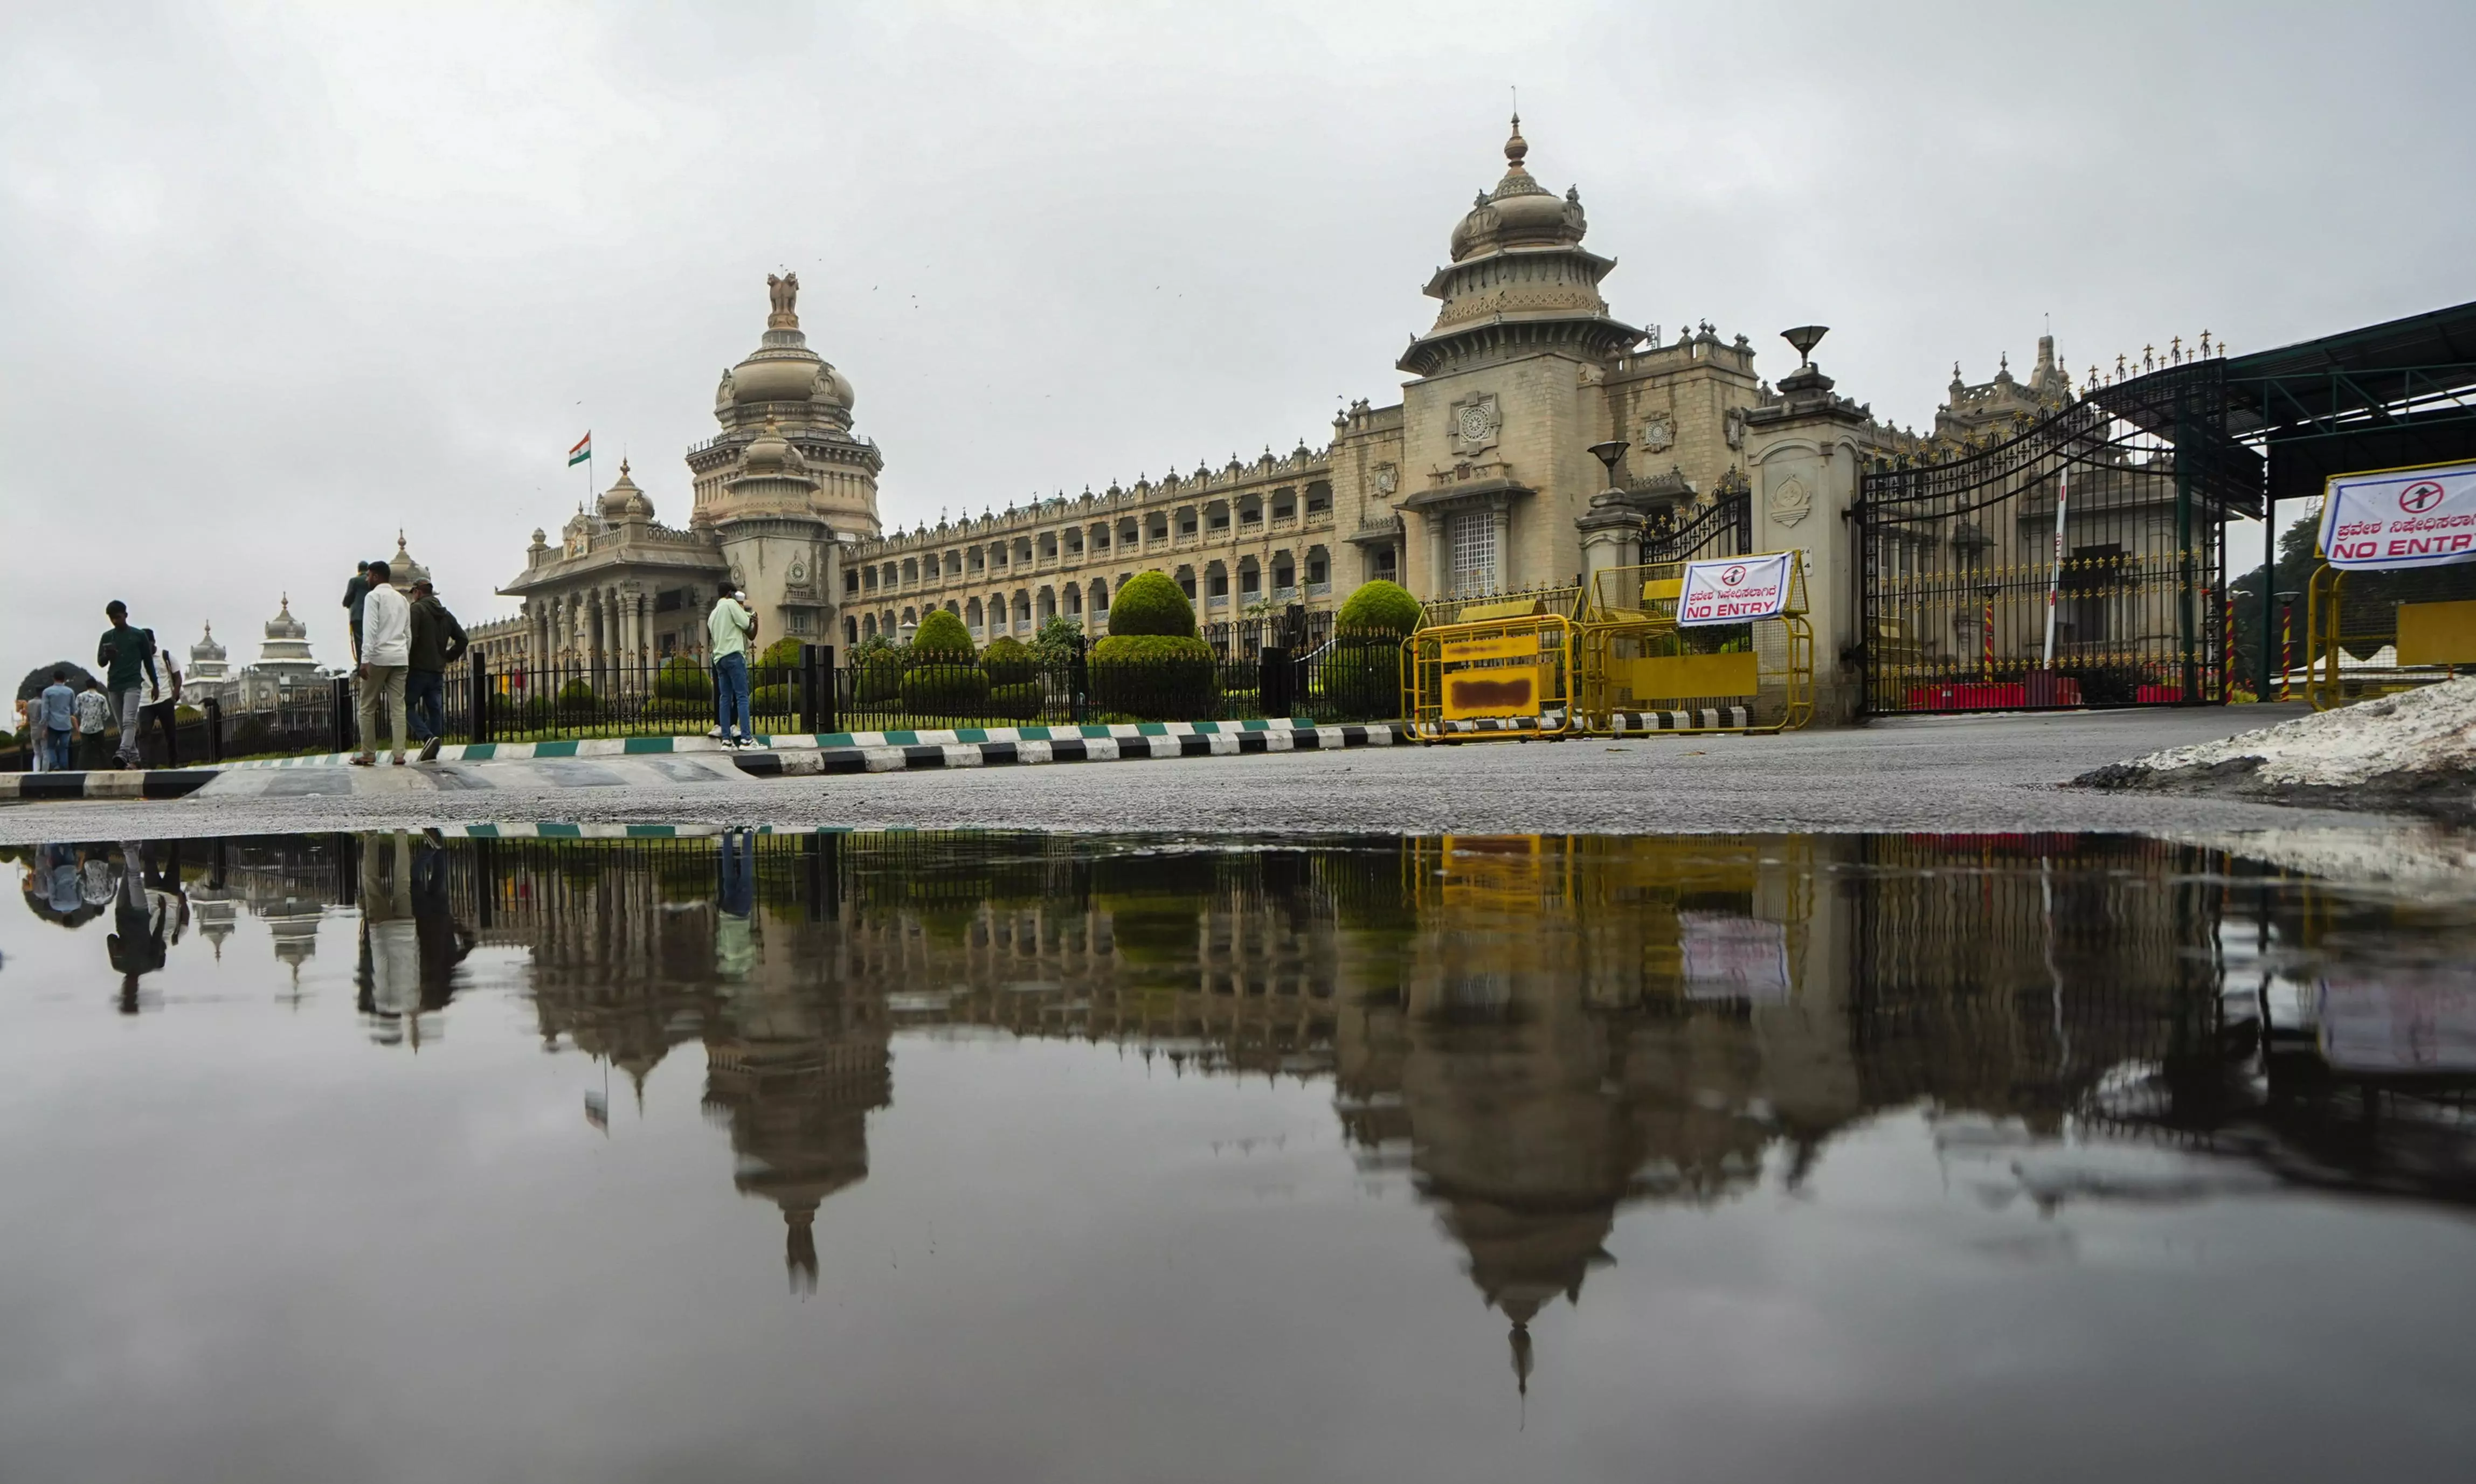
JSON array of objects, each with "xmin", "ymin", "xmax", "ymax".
[{"xmin": 1448, "ymin": 510, "xmax": 1496, "ymax": 594}]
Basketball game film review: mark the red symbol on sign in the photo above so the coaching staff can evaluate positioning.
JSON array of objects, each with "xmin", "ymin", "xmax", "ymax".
[
  {"xmin": 1720, "ymin": 564, "xmax": 1748, "ymax": 585},
  {"xmin": 2401, "ymin": 481, "xmax": 2447, "ymax": 513}
]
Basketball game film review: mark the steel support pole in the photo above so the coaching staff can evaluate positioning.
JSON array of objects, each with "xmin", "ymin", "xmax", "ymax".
[{"xmin": 2258, "ymin": 496, "xmax": 2279, "ymax": 698}]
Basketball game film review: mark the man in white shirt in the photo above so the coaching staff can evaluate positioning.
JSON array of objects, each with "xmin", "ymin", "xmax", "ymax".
[{"xmin": 352, "ymin": 559, "xmax": 413, "ymax": 766}]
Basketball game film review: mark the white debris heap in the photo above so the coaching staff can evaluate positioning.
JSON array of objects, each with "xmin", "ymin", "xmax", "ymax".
[{"xmin": 2122, "ymin": 676, "xmax": 2476, "ymax": 787}]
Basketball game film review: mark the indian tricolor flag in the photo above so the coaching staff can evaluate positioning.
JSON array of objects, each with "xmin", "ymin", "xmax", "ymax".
[{"xmin": 567, "ymin": 432, "xmax": 592, "ymax": 467}]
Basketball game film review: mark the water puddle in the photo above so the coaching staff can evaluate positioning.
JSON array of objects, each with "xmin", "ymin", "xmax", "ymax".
[{"xmin": 4, "ymin": 830, "xmax": 2474, "ymax": 1480}]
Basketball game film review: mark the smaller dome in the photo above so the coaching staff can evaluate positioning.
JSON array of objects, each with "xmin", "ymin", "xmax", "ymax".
[
  {"xmin": 386, "ymin": 531, "xmax": 430, "ymax": 588},
  {"xmin": 598, "ymin": 460, "xmax": 650, "ymax": 521},
  {"xmin": 741, "ymin": 416, "xmax": 800, "ymax": 475},
  {"xmin": 265, "ymin": 594, "xmax": 306, "ymax": 640},
  {"xmin": 191, "ymin": 622, "xmax": 226, "ymax": 662}
]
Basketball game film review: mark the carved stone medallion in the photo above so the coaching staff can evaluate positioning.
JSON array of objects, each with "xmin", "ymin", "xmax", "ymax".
[
  {"xmin": 1372, "ymin": 462, "xmax": 1399, "ymax": 497},
  {"xmin": 1639, "ymin": 414, "xmax": 1676, "ymax": 453},
  {"xmin": 1450, "ymin": 393, "xmax": 1500, "ymax": 455},
  {"xmin": 1769, "ymin": 474, "xmax": 1813, "ymax": 527}
]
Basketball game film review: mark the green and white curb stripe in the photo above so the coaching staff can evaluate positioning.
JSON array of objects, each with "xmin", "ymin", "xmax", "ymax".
[{"xmin": 213, "ymin": 718, "xmax": 1331, "ymax": 768}]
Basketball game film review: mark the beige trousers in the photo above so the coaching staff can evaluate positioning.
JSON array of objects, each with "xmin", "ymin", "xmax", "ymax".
[{"xmin": 358, "ymin": 664, "xmax": 407, "ymax": 759}]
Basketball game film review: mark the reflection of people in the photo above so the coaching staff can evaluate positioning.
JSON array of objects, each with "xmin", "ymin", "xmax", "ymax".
[
  {"xmin": 20, "ymin": 842, "xmax": 101, "ymax": 928},
  {"xmin": 360, "ymin": 831, "xmax": 419, "ymax": 1027},
  {"xmin": 106, "ymin": 843, "xmax": 168, "ymax": 1014},
  {"xmin": 716, "ymin": 829, "xmax": 756, "ymax": 979},
  {"xmin": 412, "ymin": 833, "xmax": 474, "ymax": 1009}
]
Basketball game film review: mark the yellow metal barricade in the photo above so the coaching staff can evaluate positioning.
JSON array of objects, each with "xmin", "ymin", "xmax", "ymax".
[
  {"xmin": 2304, "ymin": 560, "xmax": 2476, "ymax": 710},
  {"xmin": 1572, "ymin": 554, "xmax": 1814, "ymax": 734},
  {"xmin": 1405, "ymin": 612, "xmax": 1576, "ymax": 742}
]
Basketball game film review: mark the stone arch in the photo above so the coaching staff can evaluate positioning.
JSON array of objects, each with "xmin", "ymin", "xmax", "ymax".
[
  {"xmin": 1270, "ymin": 548, "xmax": 1295, "ymax": 593},
  {"xmin": 843, "ymin": 615, "xmax": 859, "ymax": 645},
  {"xmin": 861, "ymin": 612, "xmax": 878, "ymax": 640},
  {"xmin": 1204, "ymin": 498, "xmax": 1232, "ymax": 533},
  {"xmin": 902, "ymin": 557, "xmax": 919, "ymax": 585},
  {"xmin": 965, "ymin": 596, "xmax": 984, "ymax": 634},
  {"xmin": 1304, "ymin": 544, "xmax": 1331, "ymax": 591},
  {"xmin": 1237, "ymin": 554, "xmax": 1261, "ymax": 601},
  {"xmin": 901, "ymin": 606, "xmax": 918, "ymax": 626},
  {"xmin": 1088, "ymin": 578, "xmax": 1109, "ymax": 623},
  {"xmin": 1064, "ymin": 583, "xmax": 1083, "ymax": 616},
  {"xmin": 1012, "ymin": 589, "xmax": 1032, "ymax": 627},
  {"xmin": 1035, "ymin": 586, "xmax": 1056, "ymax": 622},
  {"xmin": 1174, "ymin": 564, "xmax": 1198, "ymax": 600},
  {"xmin": 1203, "ymin": 559, "xmax": 1230, "ymax": 605},
  {"xmin": 944, "ymin": 599, "xmax": 960, "ymax": 616}
]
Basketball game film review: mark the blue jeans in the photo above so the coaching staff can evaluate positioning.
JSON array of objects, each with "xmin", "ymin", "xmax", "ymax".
[
  {"xmin": 406, "ymin": 669, "xmax": 445, "ymax": 742},
  {"xmin": 47, "ymin": 728, "xmax": 73, "ymax": 771},
  {"xmin": 714, "ymin": 653, "xmax": 752, "ymax": 741}
]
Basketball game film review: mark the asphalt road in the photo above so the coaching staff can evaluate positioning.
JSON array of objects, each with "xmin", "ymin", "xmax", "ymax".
[{"xmin": 0, "ymin": 704, "xmax": 2408, "ymax": 843}]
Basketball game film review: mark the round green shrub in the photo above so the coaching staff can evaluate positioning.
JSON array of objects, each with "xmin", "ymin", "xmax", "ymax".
[
  {"xmin": 1337, "ymin": 579, "xmax": 1422, "ymax": 636},
  {"xmin": 910, "ymin": 609, "xmax": 976, "ymax": 663},
  {"xmin": 654, "ymin": 657, "xmax": 711, "ymax": 702},
  {"xmin": 1107, "ymin": 571, "xmax": 1196, "ymax": 638},
  {"xmin": 756, "ymin": 636, "xmax": 805, "ymax": 674},
  {"xmin": 901, "ymin": 662, "xmax": 991, "ymax": 717},
  {"xmin": 1090, "ymin": 633, "xmax": 1218, "ymax": 719},
  {"xmin": 988, "ymin": 680, "xmax": 1043, "ymax": 719},
  {"xmin": 981, "ymin": 636, "xmax": 1038, "ymax": 684},
  {"xmin": 557, "ymin": 679, "xmax": 597, "ymax": 705},
  {"xmin": 1313, "ymin": 636, "xmax": 1405, "ymax": 722},
  {"xmin": 750, "ymin": 683, "xmax": 793, "ymax": 717},
  {"xmin": 853, "ymin": 647, "xmax": 904, "ymax": 704}
]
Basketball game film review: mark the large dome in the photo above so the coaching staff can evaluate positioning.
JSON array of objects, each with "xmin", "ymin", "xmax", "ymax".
[{"xmin": 1448, "ymin": 116, "xmax": 1588, "ymax": 262}]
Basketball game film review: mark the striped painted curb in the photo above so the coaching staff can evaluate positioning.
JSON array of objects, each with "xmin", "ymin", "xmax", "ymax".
[
  {"xmin": 735, "ymin": 722, "xmax": 1408, "ymax": 776},
  {"xmin": 0, "ymin": 769, "xmax": 219, "ymax": 802},
  {"xmin": 1424, "ymin": 708, "xmax": 1753, "ymax": 736},
  {"xmin": 212, "ymin": 717, "xmax": 1329, "ymax": 769}
]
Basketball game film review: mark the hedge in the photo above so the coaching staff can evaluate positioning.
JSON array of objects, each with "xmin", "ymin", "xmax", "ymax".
[
  {"xmin": 853, "ymin": 648, "xmax": 904, "ymax": 703},
  {"xmin": 982, "ymin": 636, "xmax": 1038, "ymax": 684},
  {"xmin": 988, "ymin": 680, "xmax": 1043, "ymax": 719},
  {"xmin": 757, "ymin": 636, "xmax": 804, "ymax": 671},
  {"xmin": 901, "ymin": 662, "xmax": 991, "ymax": 716},
  {"xmin": 654, "ymin": 658, "xmax": 711, "ymax": 702},
  {"xmin": 750, "ymin": 683, "xmax": 793, "ymax": 716},
  {"xmin": 1107, "ymin": 571, "xmax": 1195, "ymax": 638},
  {"xmin": 912, "ymin": 609, "xmax": 976, "ymax": 662},
  {"xmin": 1337, "ymin": 579, "xmax": 1421, "ymax": 636},
  {"xmin": 1090, "ymin": 633, "xmax": 1217, "ymax": 719}
]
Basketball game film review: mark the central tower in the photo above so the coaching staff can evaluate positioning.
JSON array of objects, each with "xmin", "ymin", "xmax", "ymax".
[{"xmin": 687, "ymin": 275, "xmax": 883, "ymax": 641}]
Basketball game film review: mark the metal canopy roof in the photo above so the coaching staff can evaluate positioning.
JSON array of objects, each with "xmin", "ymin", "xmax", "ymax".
[
  {"xmin": 2084, "ymin": 300, "xmax": 2476, "ymax": 508},
  {"xmin": 2219, "ymin": 299, "xmax": 2476, "ymax": 502}
]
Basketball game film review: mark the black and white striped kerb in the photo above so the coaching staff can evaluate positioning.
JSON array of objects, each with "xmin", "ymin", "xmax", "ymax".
[
  {"xmin": 0, "ymin": 769, "xmax": 219, "ymax": 802},
  {"xmin": 1606, "ymin": 708, "xmax": 1752, "ymax": 732},
  {"xmin": 735, "ymin": 723, "xmax": 1409, "ymax": 777}
]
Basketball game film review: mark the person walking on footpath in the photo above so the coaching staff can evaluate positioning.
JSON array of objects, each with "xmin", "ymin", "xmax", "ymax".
[
  {"xmin": 136, "ymin": 629, "xmax": 183, "ymax": 768},
  {"xmin": 15, "ymin": 695, "xmax": 42, "ymax": 773},
  {"xmin": 352, "ymin": 560, "xmax": 412, "ymax": 766},
  {"xmin": 95, "ymin": 600, "xmax": 159, "ymax": 770},
  {"xmin": 73, "ymin": 681, "xmax": 113, "ymax": 769},
  {"xmin": 708, "ymin": 588, "xmax": 756, "ymax": 747},
  {"xmin": 38, "ymin": 669, "xmax": 77, "ymax": 772},
  {"xmin": 406, "ymin": 578, "xmax": 469, "ymax": 763}
]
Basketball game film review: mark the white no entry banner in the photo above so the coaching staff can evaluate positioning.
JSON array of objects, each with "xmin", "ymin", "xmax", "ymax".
[
  {"xmin": 2320, "ymin": 461, "xmax": 2476, "ymax": 570},
  {"xmin": 1678, "ymin": 553, "xmax": 1792, "ymax": 626}
]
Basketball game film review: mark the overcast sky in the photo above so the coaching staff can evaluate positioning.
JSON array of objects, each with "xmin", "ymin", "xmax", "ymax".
[{"xmin": 5, "ymin": 2, "xmax": 2471, "ymax": 675}]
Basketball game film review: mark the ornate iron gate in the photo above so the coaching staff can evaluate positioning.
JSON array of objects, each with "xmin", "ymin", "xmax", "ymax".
[{"xmin": 1858, "ymin": 369, "xmax": 2259, "ymax": 714}]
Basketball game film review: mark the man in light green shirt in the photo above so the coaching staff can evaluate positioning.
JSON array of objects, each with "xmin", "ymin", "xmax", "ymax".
[{"xmin": 708, "ymin": 592, "xmax": 756, "ymax": 745}]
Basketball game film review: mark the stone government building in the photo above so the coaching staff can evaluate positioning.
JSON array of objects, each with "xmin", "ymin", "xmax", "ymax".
[{"xmin": 481, "ymin": 117, "xmax": 2074, "ymax": 703}]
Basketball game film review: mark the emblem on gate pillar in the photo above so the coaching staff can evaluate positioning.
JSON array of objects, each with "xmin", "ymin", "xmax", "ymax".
[{"xmin": 1769, "ymin": 474, "xmax": 1813, "ymax": 527}]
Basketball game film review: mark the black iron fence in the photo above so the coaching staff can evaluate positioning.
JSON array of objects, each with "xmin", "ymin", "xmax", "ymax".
[{"xmin": 6, "ymin": 634, "xmax": 1413, "ymax": 769}]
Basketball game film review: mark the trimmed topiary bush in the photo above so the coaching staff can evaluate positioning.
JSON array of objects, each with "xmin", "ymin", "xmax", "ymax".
[
  {"xmin": 1107, "ymin": 571, "xmax": 1196, "ymax": 638},
  {"xmin": 750, "ymin": 683, "xmax": 793, "ymax": 717},
  {"xmin": 988, "ymin": 680, "xmax": 1043, "ymax": 720},
  {"xmin": 981, "ymin": 636, "xmax": 1038, "ymax": 685},
  {"xmin": 1090, "ymin": 633, "xmax": 1218, "ymax": 719},
  {"xmin": 910, "ymin": 609, "xmax": 976, "ymax": 663},
  {"xmin": 756, "ymin": 636, "xmax": 805, "ymax": 672},
  {"xmin": 900, "ymin": 661, "xmax": 991, "ymax": 717},
  {"xmin": 654, "ymin": 657, "xmax": 711, "ymax": 702},
  {"xmin": 1337, "ymin": 579, "xmax": 1421, "ymax": 636}
]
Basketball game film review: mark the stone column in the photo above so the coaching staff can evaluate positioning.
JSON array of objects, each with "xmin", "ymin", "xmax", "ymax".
[
  {"xmin": 1489, "ymin": 502, "xmax": 1511, "ymax": 594},
  {"xmin": 1576, "ymin": 500, "xmax": 1648, "ymax": 606},
  {"xmin": 1428, "ymin": 511, "xmax": 1450, "ymax": 600}
]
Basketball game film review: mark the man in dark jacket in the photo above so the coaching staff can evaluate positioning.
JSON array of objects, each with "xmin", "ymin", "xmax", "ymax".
[
  {"xmin": 405, "ymin": 579, "xmax": 469, "ymax": 762},
  {"xmin": 343, "ymin": 561, "xmax": 374, "ymax": 662}
]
